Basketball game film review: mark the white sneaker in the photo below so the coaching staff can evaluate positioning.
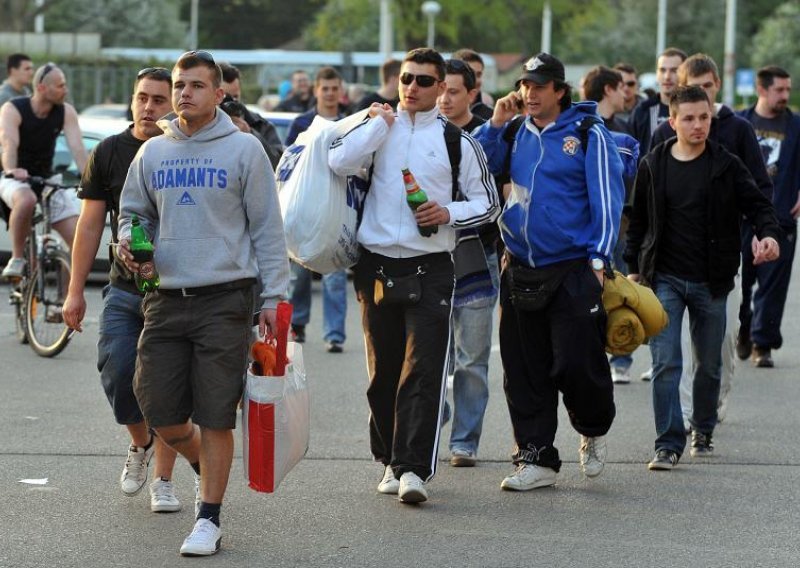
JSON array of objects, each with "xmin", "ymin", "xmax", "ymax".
[
  {"xmin": 640, "ymin": 367, "xmax": 653, "ymax": 381},
  {"xmin": 500, "ymin": 463, "xmax": 557, "ymax": 491},
  {"xmin": 120, "ymin": 443, "xmax": 154, "ymax": 496},
  {"xmin": 579, "ymin": 435, "xmax": 607, "ymax": 478},
  {"xmin": 149, "ymin": 477, "xmax": 182, "ymax": 513},
  {"xmin": 398, "ymin": 472, "xmax": 427, "ymax": 503},
  {"xmin": 180, "ymin": 518, "xmax": 221, "ymax": 556},
  {"xmin": 377, "ymin": 465, "xmax": 399, "ymax": 495},
  {"xmin": 1, "ymin": 257, "xmax": 26, "ymax": 280},
  {"xmin": 611, "ymin": 367, "xmax": 630, "ymax": 384},
  {"xmin": 193, "ymin": 472, "xmax": 202, "ymax": 518}
]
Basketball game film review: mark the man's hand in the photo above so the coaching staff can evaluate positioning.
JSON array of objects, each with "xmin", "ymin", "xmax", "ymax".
[
  {"xmin": 414, "ymin": 200, "xmax": 450, "ymax": 227},
  {"xmin": 368, "ymin": 102, "xmax": 394, "ymax": 127},
  {"xmin": 627, "ymin": 273, "xmax": 641, "ymax": 283},
  {"xmin": 62, "ymin": 292, "xmax": 86, "ymax": 332},
  {"xmin": 790, "ymin": 190, "xmax": 800, "ymax": 220},
  {"xmin": 752, "ymin": 236, "xmax": 780, "ymax": 265},
  {"xmin": 490, "ymin": 91, "xmax": 523, "ymax": 128},
  {"xmin": 258, "ymin": 308, "xmax": 278, "ymax": 338},
  {"xmin": 7, "ymin": 167, "xmax": 28, "ymax": 181},
  {"xmin": 231, "ymin": 116, "xmax": 251, "ymax": 133},
  {"xmin": 116, "ymin": 238, "xmax": 139, "ymax": 273}
]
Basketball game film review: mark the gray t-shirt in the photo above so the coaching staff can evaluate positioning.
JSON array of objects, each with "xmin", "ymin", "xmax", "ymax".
[
  {"xmin": 751, "ymin": 112, "xmax": 788, "ymax": 180},
  {"xmin": 0, "ymin": 80, "xmax": 31, "ymax": 107}
]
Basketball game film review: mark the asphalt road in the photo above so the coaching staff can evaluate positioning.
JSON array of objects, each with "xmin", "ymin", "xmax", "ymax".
[{"xmin": 1, "ymin": 274, "xmax": 799, "ymax": 568}]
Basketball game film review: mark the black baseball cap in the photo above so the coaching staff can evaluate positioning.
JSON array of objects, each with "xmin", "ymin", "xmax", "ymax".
[{"xmin": 518, "ymin": 53, "xmax": 565, "ymax": 85}]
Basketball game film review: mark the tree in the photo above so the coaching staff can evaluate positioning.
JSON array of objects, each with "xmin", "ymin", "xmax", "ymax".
[
  {"xmin": 751, "ymin": 1, "xmax": 800, "ymax": 80},
  {"xmin": 0, "ymin": 0, "xmax": 61, "ymax": 32}
]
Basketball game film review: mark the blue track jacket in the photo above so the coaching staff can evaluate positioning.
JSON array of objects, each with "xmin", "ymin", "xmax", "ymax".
[{"xmin": 473, "ymin": 101, "xmax": 625, "ymax": 268}]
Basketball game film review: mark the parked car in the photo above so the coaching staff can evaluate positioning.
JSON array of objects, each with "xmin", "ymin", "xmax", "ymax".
[
  {"xmin": 1, "ymin": 117, "xmax": 129, "ymax": 279},
  {"xmin": 80, "ymin": 103, "xmax": 129, "ymax": 120}
]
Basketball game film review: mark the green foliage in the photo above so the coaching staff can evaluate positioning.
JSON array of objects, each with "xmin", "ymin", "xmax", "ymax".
[{"xmin": 751, "ymin": 1, "xmax": 800, "ymax": 80}]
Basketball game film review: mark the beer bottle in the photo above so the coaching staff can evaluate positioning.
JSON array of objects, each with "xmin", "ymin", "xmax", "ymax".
[
  {"xmin": 402, "ymin": 168, "xmax": 437, "ymax": 237},
  {"xmin": 129, "ymin": 214, "xmax": 160, "ymax": 292}
]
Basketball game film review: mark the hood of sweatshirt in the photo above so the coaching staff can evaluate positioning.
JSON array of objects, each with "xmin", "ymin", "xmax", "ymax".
[{"xmin": 157, "ymin": 108, "xmax": 239, "ymax": 142}]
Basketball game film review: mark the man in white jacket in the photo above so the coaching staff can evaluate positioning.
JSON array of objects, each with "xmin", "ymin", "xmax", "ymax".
[{"xmin": 329, "ymin": 47, "xmax": 498, "ymax": 504}]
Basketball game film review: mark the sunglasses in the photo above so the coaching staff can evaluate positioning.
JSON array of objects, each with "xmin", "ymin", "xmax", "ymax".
[
  {"xmin": 178, "ymin": 50, "xmax": 215, "ymax": 64},
  {"xmin": 137, "ymin": 67, "xmax": 171, "ymax": 80},
  {"xmin": 624, "ymin": 80, "xmax": 637, "ymax": 87},
  {"xmin": 400, "ymin": 72, "xmax": 439, "ymax": 88},
  {"xmin": 37, "ymin": 62, "xmax": 56, "ymax": 85}
]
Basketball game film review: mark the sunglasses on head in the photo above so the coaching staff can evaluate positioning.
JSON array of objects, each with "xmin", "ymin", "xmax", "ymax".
[
  {"xmin": 37, "ymin": 62, "xmax": 56, "ymax": 85},
  {"xmin": 178, "ymin": 50, "xmax": 215, "ymax": 64},
  {"xmin": 400, "ymin": 72, "xmax": 439, "ymax": 88},
  {"xmin": 137, "ymin": 67, "xmax": 171, "ymax": 80}
]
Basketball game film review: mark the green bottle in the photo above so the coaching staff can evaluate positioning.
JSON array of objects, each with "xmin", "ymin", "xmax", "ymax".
[
  {"xmin": 129, "ymin": 213, "xmax": 160, "ymax": 292},
  {"xmin": 402, "ymin": 168, "xmax": 437, "ymax": 237}
]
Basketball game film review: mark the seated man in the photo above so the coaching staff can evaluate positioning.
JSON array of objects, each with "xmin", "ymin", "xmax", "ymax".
[{"xmin": 1, "ymin": 63, "xmax": 87, "ymax": 279}]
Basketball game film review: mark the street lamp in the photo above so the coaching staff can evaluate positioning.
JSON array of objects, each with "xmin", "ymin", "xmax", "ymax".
[{"xmin": 421, "ymin": 1, "xmax": 441, "ymax": 49}]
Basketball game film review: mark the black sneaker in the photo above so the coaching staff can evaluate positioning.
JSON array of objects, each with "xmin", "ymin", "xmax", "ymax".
[
  {"xmin": 690, "ymin": 431, "xmax": 714, "ymax": 457},
  {"xmin": 735, "ymin": 329, "xmax": 752, "ymax": 360},
  {"xmin": 326, "ymin": 341, "xmax": 343, "ymax": 353},
  {"xmin": 291, "ymin": 324, "xmax": 305, "ymax": 344},
  {"xmin": 648, "ymin": 449, "xmax": 679, "ymax": 470},
  {"xmin": 752, "ymin": 347, "xmax": 774, "ymax": 368}
]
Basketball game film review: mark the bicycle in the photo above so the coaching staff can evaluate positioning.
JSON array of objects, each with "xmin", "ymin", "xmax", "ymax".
[{"xmin": 5, "ymin": 175, "xmax": 75, "ymax": 357}]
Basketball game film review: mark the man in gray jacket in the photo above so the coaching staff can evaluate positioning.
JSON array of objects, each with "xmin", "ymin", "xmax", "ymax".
[{"xmin": 117, "ymin": 50, "xmax": 289, "ymax": 557}]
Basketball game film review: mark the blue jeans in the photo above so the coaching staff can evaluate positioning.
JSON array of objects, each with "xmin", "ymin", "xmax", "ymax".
[
  {"xmin": 650, "ymin": 273, "xmax": 726, "ymax": 455},
  {"xmin": 289, "ymin": 262, "xmax": 347, "ymax": 343},
  {"xmin": 449, "ymin": 249, "xmax": 499, "ymax": 455},
  {"xmin": 97, "ymin": 285, "xmax": 145, "ymax": 425}
]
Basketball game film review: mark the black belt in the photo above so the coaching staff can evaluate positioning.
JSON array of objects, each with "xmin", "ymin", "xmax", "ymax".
[{"xmin": 156, "ymin": 278, "xmax": 256, "ymax": 297}]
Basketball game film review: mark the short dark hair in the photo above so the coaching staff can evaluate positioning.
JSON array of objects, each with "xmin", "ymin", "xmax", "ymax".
[
  {"xmin": 583, "ymin": 66, "xmax": 623, "ymax": 103},
  {"xmin": 7, "ymin": 53, "xmax": 31, "ymax": 74},
  {"xmin": 315, "ymin": 66, "xmax": 342, "ymax": 86},
  {"xmin": 659, "ymin": 47, "xmax": 688, "ymax": 62},
  {"xmin": 380, "ymin": 59, "xmax": 402, "ymax": 83},
  {"xmin": 134, "ymin": 67, "xmax": 172, "ymax": 90},
  {"xmin": 218, "ymin": 62, "xmax": 240, "ymax": 84},
  {"xmin": 452, "ymin": 49, "xmax": 484, "ymax": 68},
  {"xmin": 613, "ymin": 62, "xmax": 637, "ymax": 75},
  {"xmin": 678, "ymin": 53, "xmax": 719, "ymax": 84},
  {"xmin": 403, "ymin": 48, "xmax": 446, "ymax": 81},
  {"xmin": 445, "ymin": 59, "xmax": 476, "ymax": 91},
  {"xmin": 175, "ymin": 50, "xmax": 222, "ymax": 88},
  {"xmin": 757, "ymin": 65, "xmax": 791, "ymax": 89},
  {"xmin": 669, "ymin": 85, "xmax": 710, "ymax": 116},
  {"xmin": 555, "ymin": 80, "xmax": 573, "ymax": 111}
]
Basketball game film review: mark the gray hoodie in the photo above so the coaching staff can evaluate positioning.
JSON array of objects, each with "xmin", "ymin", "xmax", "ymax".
[{"xmin": 118, "ymin": 110, "xmax": 289, "ymax": 309}]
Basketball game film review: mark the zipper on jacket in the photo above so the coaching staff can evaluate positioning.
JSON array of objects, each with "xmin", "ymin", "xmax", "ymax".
[{"xmin": 524, "ymin": 127, "xmax": 546, "ymax": 267}]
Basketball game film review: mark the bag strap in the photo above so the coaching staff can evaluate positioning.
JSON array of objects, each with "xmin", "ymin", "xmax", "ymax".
[
  {"xmin": 443, "ymin": 120, "xmax": 462, "ymax": 201},
  {"xmin": 576, "ymin": 114, "xmax": 603, "ymax": 154},
  {"xmin": 501, "ymin": 115, "xmax": 526, "ymax": 177}
]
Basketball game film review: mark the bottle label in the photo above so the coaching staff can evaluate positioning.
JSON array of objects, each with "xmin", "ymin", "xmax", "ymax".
[{"xmin": 139, "ymin": 261, "xmax": 156, "ymax": 281}]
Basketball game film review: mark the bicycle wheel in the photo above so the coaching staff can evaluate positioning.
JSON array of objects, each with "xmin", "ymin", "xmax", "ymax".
[{"xmin": 25, "ymin": 249, "xmax": 72, "ymax": 357}]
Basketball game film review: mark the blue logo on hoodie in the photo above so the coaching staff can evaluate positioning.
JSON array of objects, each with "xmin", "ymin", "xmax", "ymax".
[{"xmin": 177, "ymin": 191, "xmax": 196, "ymax": 206}]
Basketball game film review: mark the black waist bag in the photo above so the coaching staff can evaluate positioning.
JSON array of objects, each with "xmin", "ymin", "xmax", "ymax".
[
  {"xmin": 507, "ymin": 259, "xmax": 583, "ymax": 311},
  {"xmin": 374, "ymin": 265, "xmax": 425, "ymax": 306}
]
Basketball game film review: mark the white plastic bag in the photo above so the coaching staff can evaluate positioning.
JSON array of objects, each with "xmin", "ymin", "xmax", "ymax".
[
  {"xmin": 242, "ymin": 342, "xmax": 309, "ymax": 493},
  {"xmin": 275, "ymin": 110, "xmax": 369, "ymax": 274}
]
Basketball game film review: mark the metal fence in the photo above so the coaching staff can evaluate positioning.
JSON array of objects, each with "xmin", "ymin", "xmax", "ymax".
[{"xmin": 60, "ymin": 64, "xmax": 143, "ymax": 112}]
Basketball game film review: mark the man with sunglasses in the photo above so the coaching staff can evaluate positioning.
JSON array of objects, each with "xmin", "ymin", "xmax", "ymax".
[
  {"xmin": 613, "ymin": 63, "xmax": 645, "ymax": 123},
  {"xmin": 117, "ymin": 50, "xmax": 289, "ymax": 556},
  {"xmin": 63, "ymin": 67, "xmax": 182, "ymax": 514},
  {"xmin": 473, "ymin": 52, "xmax": 624, "ymax": 491},
  {"xmin": 330, "ymin": 47, "xmax": 498, "ymax": 504},
  {"xmin": 1, "ymin": 63, "xmax": 87, "ymax": 280}
]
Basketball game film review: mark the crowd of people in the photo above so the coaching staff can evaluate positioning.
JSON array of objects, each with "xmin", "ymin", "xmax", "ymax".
[{"xmin": 0, "ymin": 42, "xmax": 795, "ymax": 557}]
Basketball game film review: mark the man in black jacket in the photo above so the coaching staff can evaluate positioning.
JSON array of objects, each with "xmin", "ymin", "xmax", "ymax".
[{"xmin": 625, "ymin": 86, "xmax": 780, "ymax": 471}]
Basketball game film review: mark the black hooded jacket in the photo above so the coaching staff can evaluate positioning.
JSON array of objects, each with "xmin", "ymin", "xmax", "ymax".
[{"xmin": 624, "ymin": 138, "xmax": 780, "ymax": 297}]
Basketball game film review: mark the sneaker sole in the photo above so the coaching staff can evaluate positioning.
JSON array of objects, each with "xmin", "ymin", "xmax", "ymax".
[
  {"xmin": 121, "ymin": 482, "xmax": 147, "ymax": 497},
  {"xmin": 398, "ymin": 488, "xmax": 427, "ymax": 503},
  {"xmin": 689, "ymin": 450, "xmax": 714, "ymax": 458},
  {"xmin": 180, "ymin": 538, "xmax": 221, "ymax": 557},
  {"xmin": 581, "ymin": 465, "xmax": 604, "ymax": 478},
  {"xmin": 152, "ymin": 502, "xmax": 183, "ymax": 513},
  {"xmin": 500, "ymin": 478, "xmax": 556, "ymax": 491},
  {"xmin": 450, "ymin": 456, "xmax": 477, "ymax": 467},
  {"xmin": 377, "ymin": 483, "xmax": 400, "ymax": 495},
  {"xmin": 648, "ymin": 461, "xmax": 676, "ymax": 471},
  {"xmin": 612, "ymin": 379, "xmax": 630, "ymax": 385}
]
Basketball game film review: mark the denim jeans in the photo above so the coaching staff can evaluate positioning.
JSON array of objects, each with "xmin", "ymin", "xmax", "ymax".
[
  {"xmin": 650, "ymin": 273, "xmax": 727, "ymax": 455},
  {"xmin": 449, "ymin": 249, "xmax": 499, "ymax": 455},
  {"xmin": 97, "ymin": 285, "xmax": 145, "ymax": 425},
  {"xmin": 289, "ymin": 262, "xmax": 347, "ymax": 343}
]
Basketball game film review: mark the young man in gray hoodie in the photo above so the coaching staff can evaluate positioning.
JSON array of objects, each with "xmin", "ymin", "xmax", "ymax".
[{"xmin": 117, "ymin": 50, "xmax": 290, "ymax": 557}]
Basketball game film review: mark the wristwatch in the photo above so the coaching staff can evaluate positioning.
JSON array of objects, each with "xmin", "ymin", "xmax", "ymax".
[{"xmin": 590, "ymin": 258, "xmax": 605, "ymax": 272}]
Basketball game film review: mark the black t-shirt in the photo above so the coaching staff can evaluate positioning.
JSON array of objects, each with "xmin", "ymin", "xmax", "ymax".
[
  {"xmin": 356, "ymin": 91, "xmax": 399, "ymax": 111},
  {"xmin": 750, "ymin": 111, "xmax": 788, "ymax": 181},
  {"xmin": 77, "ymin": 126, "xmax": 144, "ymax": 293},
  {"xmin": 656, "ymin": 148, "xmax": 711, "ymax": 282}
]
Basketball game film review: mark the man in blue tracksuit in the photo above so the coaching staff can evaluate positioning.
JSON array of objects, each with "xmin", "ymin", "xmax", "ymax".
[
  {"xmin": 737, "ymin": 65, "xmax": 800, "ymax": 368},
  {"xmin": 474, "ymin": 53, "xmax": 624, "ymax": 491}
]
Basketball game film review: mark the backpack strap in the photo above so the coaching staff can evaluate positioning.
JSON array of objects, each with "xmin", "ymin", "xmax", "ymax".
[
  {"xmin": 501, "ymin": 115, "xmax": 526, "ymax": 179},
  {"xmin": 443, "ymin": 121, "xmax": 462, "ymax": 201},
  {"xmin": 577, "ymin": 114, "xmax": 603, "ymax": 153}
]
